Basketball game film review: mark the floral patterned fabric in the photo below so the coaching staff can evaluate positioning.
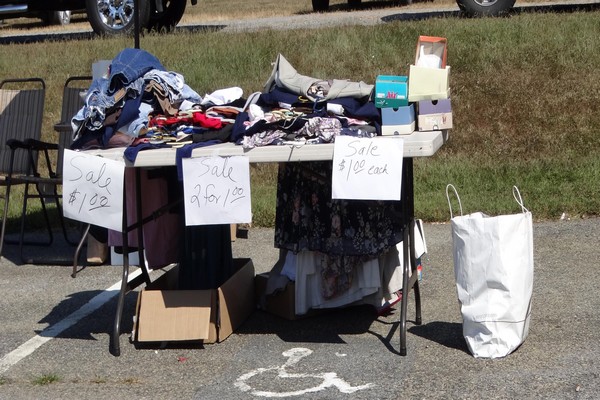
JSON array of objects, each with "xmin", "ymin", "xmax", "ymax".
[{"xmin": 274, "ymin": 161, "xmax": 404, "ymax": 257}]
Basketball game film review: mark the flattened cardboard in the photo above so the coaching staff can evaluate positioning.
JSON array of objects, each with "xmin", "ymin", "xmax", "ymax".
[
  {"xmin": 137, "ymin": 290, "xmax": 212, "ymax": 342},
  {"xmin": 135, "ymin": 258, "xmax": 255, "ymax": 344}
]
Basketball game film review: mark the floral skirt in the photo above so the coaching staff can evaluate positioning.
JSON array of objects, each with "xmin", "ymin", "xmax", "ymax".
[{"xmin": 274, "ymin": 161, "xmax": 404, "ymax": 258}]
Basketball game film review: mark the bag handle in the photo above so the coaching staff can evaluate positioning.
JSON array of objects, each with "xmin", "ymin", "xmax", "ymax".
[
  {"xmin": 446, "ymin": 184, "xmax": 463, "ymax": 219},
  {"xmin": 512, "ymin": 186, "xmax": 529, "ymax": 213}
]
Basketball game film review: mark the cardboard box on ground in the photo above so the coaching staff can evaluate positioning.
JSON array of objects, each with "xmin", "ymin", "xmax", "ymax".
[
  {"xmin": 133, "ymin": 258, "xmax": 255, "ymax": 344},
  {"xmin": 254, "ymin": 273, "xmax": 328, "ymax": 321}
]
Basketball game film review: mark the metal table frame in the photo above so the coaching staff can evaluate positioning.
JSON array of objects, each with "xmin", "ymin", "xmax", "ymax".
[{"xmin": 81, "ymin": 130, "xmax": 447, "ymax": 356}]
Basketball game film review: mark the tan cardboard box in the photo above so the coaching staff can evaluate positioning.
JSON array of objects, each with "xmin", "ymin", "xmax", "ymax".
[
  {"xmin": 255, "ymin": 272, "xmax": 296, "ymax": 320},
  {"xmin": 134, "ymin": 258, "xmax": 255, "ymax": 343},
  {"xmin": 254, "ymin": 272, "xmax": 326, "ymax": 321}
]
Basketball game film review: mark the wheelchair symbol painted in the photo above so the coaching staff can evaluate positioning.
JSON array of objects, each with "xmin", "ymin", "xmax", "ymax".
[{"xmin": 235, "ymin": 347, "xmax": 374, "ymax": 397}]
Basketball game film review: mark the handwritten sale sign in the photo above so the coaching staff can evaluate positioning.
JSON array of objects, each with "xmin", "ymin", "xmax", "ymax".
[
  {"xmin": 332, "ymin": 136, "xmax": 404, "ymax": 200},
  {"xmin": 182, "ymin": 156, "xmax": 252, "ymax": 226},
  {"xmin": 62, "ymin": 149, "xmax": 125, "ymax": 231}
]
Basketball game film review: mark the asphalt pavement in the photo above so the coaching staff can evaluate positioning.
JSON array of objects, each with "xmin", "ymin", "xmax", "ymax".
[{"xmin": 0, "ymin": 218, "xmax": 599, "ymax": 399}]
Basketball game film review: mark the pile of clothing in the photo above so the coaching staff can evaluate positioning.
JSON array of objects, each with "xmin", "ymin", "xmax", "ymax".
[
  {"xmin": 70, "ymin": 49, "xmax": 382, "ymax": 159},
  {"xmin": 71, "ymin": 48, "xmax": 239, "ymax": 151}
]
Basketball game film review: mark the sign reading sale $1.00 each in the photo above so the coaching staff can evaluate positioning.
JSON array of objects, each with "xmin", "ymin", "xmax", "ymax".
[{"xmin": 331, "ymin": 136, "xmax": 404, "ymax": 200}]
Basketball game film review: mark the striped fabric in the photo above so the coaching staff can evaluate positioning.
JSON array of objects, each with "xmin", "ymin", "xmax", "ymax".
[
  {"xmin": 0, "ymin": 84, "xmax": 45, "ymax": 179},
  {"xmin": 0, "ymin": 79, "xmax": 45, "ymax": 258}
]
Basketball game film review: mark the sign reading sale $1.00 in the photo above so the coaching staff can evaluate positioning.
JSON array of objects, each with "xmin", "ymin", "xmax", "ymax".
[
  {"xmin": 62, "ymin": 149, "xmax": 125, "ymax": 231},
  {"xmin": 332, "ymin": 136, "xmax": 404, "ymax": 200}
]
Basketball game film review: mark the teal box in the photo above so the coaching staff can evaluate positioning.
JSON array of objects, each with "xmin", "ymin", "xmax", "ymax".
[{"xmin": 374, "ymin": 75, "xmax": 409, "ymax": 108}]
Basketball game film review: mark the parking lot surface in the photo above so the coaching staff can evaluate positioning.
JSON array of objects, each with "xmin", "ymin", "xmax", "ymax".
[{"xmin": 0, "ymin": 218, "xmax": 599, "ymax": 399}]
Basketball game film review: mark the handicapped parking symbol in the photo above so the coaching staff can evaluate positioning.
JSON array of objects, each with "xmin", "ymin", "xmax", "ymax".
[{"xmin": 235, "ymin": 347, "xmax": 374, "ymax": 397}]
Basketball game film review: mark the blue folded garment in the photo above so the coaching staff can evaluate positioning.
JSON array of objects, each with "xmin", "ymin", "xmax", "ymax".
[{"xmin": 175, "ymin": 140, "xmax": 222, "ymax": 180}]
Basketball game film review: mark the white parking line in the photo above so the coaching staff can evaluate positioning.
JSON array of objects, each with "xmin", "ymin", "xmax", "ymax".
[{"xmin": 0, "ymin": 268, "xmax": 142, "ymax": 374}]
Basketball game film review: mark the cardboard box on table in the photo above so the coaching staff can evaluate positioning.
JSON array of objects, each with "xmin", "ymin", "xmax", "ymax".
[
  {"xmin": 134, "ymin": 258, "xmax": 255, "ymax": 343},
  {"xmin": 413, "ymin": 36, "xmax": 448, "ymax": 69},
  {"xmin": 417, "ymin": 99, "xmax": 453, "ymax": 131},
  {"xmin": 408, "ymin": 65, "xmax": 450, "ymax": 102},
  {"xmin": 408, "ymin": 35, "xmax": 450, "ymax": 102},
  {"xmin": 374, "ymin": 75, "xmax": 409, "ymax": 108},
  {"xmin": 381, "ymin": 103, "xmax": 416, "ymax": 135}
]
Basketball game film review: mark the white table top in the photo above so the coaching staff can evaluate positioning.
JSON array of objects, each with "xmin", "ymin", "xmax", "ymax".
[{"xmin": 83, "ymin": 130, "xmax": 448, "ymax": 167}]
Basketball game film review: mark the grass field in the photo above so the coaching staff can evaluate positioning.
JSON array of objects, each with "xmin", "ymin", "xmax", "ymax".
[{"xmin": 1, "ymin": 4, "xmax": 599, "ymax": 228}]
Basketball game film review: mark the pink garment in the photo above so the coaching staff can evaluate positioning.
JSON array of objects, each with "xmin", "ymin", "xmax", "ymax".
[{"xmin": 108, "ymin": 167, "xmax": 181, "ymax": 269}]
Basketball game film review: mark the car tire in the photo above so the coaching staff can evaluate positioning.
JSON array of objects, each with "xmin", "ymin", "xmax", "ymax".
[
  {"xmin": 456, "ymin": 0, "xmax": 516, "ymax": 16},
  {"xmin": 45, "ymin": 11, "xmax": 72, "ymax": 26},
  {"xmin": 312, "ymin": 0, "xmax": 330, "ymax": 12},
  {"xmin": 86, "ymin": 0, "xmax": 151, "ymax": 35},
  {"xmin": 147, "ymin": 0, "xmax": 187, "ymax": 32}
]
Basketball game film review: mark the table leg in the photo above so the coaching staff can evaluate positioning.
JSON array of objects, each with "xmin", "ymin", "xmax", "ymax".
[
  {"xmin": 134, "ymin": 168, "xmax": 151, "ymax": 285},
  {"xmin": 109, "ymin": 168, "xmax": 157, "ymax": 357},
  {"xmin": 409, "ymin": 219, "xmax": 422, "ymax": 325},
  {"xmin": 110, "ymin": 255, "xmax": 129, "ymax": 356},
  {"xmin": 110, "ymin": 189, "xmax": 131, "ymax": 357},
  {"xmin": 399, "ymin": 157, "xmax": 422, "ymax": 356},
  {"xmin": 400, "ymin": 227, "xmax": 410, "ymax": 356}
]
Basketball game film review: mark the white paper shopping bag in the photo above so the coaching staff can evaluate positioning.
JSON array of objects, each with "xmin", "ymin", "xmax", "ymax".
[{"xmin": 446, "ymin": 184, "xmax": 534, "ymax": 358}]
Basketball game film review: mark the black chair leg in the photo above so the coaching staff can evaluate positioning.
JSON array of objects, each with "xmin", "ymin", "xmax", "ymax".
[
  {"xmin": 0, "ymin": 184, "xmax": 11, "ymax": 258},
  {"xmin": 72, "ymin": 223, "xmax": 90, "ymax": 278}
]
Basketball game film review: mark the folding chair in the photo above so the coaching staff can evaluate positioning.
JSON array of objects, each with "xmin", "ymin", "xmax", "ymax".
[
  {"xmin": 0, "ymin": 77, "xmax": 84, "ymax": 264},
  {"xmin": 53, "ymin": 76, "xmax": 93, "ymax": 182},
  {"xmin": 51, "ymin": 76, "xmax": 95, "ymax": 276},
  {"xmin": 0, "ymin": 77, "xmax": 47, "ymax": 259}
]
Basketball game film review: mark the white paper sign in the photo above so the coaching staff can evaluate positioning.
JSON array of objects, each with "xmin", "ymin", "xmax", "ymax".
[
  {"xmin": 182, "ymin": 156, "xmax": 252, "ymax": 225},
  {"xmin": 332, "ymin": 136, "xmax": 404, "ymax": 200},
  {"xmin": 62, "ymin": 149, "xmax": 125, "ymax": 231}
]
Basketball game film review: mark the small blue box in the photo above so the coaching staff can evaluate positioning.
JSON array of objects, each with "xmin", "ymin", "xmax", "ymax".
[
  {"xmin": 374, "ymin": 75, "xmax": 409, "ymax": 108},
  {"xmin": 381, "ymin": 104, "xmax": 415, "ymax": 135}
]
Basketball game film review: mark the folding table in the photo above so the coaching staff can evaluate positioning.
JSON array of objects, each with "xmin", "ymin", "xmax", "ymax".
[{"xmin": 81, "ymin": 129, "xmax": 447, "ymax": 356}]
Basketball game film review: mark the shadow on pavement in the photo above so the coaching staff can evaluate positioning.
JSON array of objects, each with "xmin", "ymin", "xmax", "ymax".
[
  {"xmin": 238, "ymin": 305, "xmax": 377, "ymax": 343},
  {"xmin": 408, "ymin": 320, "xmax": 470, "ymax": 354},
  {"xmin": 35, "ymin": 289, "xmax": 138, "ymax": 341}
]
